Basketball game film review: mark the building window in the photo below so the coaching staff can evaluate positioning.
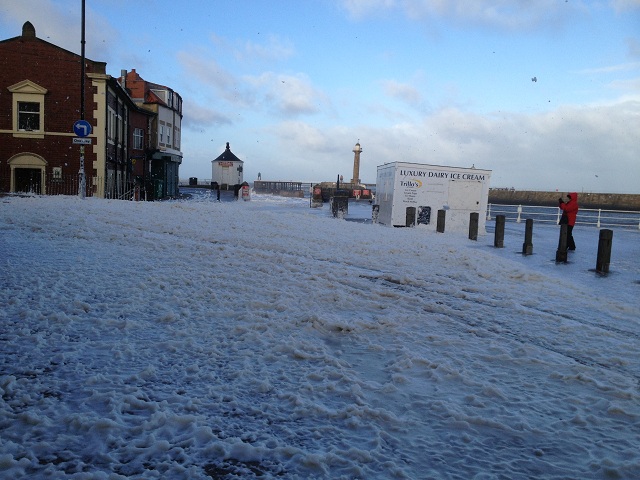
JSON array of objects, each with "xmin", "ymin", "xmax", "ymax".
[
  {"xmin": 133, "ymin": 128, "xmax": 144, "ymax": 150},
  {"xmin": 108, "ymin": 107, "xmax": 116, "ymax": 142},
  {"xmin": 167, "ymin": 123, "xmax": 171, "ymax": 146},
  {"xmin": 119, "ymin": 113, "xmax": 124, "ymax": 144},
  {"xmin": 160, "ymin": 124, "xmax": 165, "ymax": 144},
  {"xmin": 18, "ymin": 102, "xmax": 40, "ymax": 131}
]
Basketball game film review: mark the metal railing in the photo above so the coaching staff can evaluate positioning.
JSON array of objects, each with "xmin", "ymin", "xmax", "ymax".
[
  {"xmin": 487, "ymin": 204, "xmax": 640, "ymax": 230},
  {"xmin": 46, "ymin": 174, "xmax": 97, "ymax": 197},
  {"xmin": 9, "ymin": 175, "xmax": 142, "ymax": 200}
]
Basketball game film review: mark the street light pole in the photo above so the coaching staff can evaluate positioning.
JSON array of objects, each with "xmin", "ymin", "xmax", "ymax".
[{"xmin": 79, "ymin": 0, "xmax": 86, "ymax": 198}]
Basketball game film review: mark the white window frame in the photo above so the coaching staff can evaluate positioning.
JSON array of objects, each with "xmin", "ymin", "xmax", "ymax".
[
  {"xmin": 8, "ymin": 80, "xmax": 48, "ymax": 139},
  {"xmin": 133, "ymin": 128, "xmax": 144, "ymax": 150}
]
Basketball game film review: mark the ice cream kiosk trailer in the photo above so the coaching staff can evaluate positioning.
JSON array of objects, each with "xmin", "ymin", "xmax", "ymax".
[{"xmin": 375, "ymin": 162, "xmax": 492, "ymax": 233}]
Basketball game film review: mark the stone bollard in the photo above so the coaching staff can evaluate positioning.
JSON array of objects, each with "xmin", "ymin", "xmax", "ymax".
[
  {"xmin": 494, "ymin": 215, "xmax": 505, "ymax": 248},
  {"xmin": 436, "ymin": 209, "xmax": 446, "ymax": 233},
  {"xmin": 310, "ymin": 185, "xmax": 323, "ymax": 208},
  {"xmin": 555, "ymin": 224, "xmax": 568, "ymax": 263},
  {"xmin": 522, "ymin": 218, "xmax": 533, "ymax": 255},
  {"xmin": 330, "ymin": 195, "xmax": 349, "ymax": 218},
  {"xmin": 469, "ymin": 212, "xmax": 479, "ymax": 241},
  {"xmin": 406, "ymin": 207, "xmax": 416, "ymax": 227},
  {"xmin": 596, "ymin": 229, "xmax": 613, "ymax": 274}
]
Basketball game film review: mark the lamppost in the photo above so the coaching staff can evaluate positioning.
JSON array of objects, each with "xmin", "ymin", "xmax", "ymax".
[{"xmin": 79, "ymin": 0, "xmax": 86, "ymax": 198}]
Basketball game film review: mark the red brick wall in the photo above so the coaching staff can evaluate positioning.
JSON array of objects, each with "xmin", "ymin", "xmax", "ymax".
[
  {"xmin": 129, "ymin": 109, "xmax": 151, "ymax": 178},
  {"xmin": 0, "ymin": 33, "xmax": 104, "ymax": 192}
]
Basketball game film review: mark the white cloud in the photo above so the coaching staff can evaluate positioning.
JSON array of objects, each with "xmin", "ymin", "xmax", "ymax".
[
  {"xmin": 208, "ymin": 32, "xmax": 294, "ymax": 64},
  {"xmin": 607, "ymin": 77, "xmax": 640, "ymax": 92},
  {"xmin": 182, "ymin": 100, "xmax": 233, "ymax": 129},
  {"xmin": 626, "ymin": 37, "xmax": 640, "ymax": 59},
  {"xmin": 176, "ymin": 51, "xmax": 236, "ymax": 91},
  {"xmin": 245, "ymin": 72, "xmax": 328, "ymax": 116},
  {"xmin": 257, "ymin": 98, "xmax": 640, "ymax": 192},
  {"xmin": 610, "ymin": 0, "xmax": 640, "ymax": 12},
  {"xmin": 271, "ymin": 120, "xmax": 336, "ymax": 153},
  {"xmin": 381, "ymin": 79, "xmax": 424, "ymax": 106},
  {"xmin": 241, "ymin": 35, "xmax": 295, "ymax": 63},
  {"xmin": 341, "ymin": 0, "xmax": 584, "ymax": 31},
  {"xmin": 577, "ymin": 62, "xmax": 640, "ymax": 75},
  {"xmin": 177, "ymin": 51, "xmax": 326, "ymax": 117},
  {"xmin": 0, "ymin": 0, "xmax": 115, "ymax": 60},
  {"xmin": 341, "ymin": 0, "xmax": 398, "ymax": 19},
  {"xmin": 176, "ymin": 51, "xmax": 256, "ymax": 107}
]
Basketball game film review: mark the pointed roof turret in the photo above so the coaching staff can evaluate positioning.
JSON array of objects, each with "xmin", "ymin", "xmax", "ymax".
[{"xmin": 212, "ymin": 142, "xmax": 243, "ymax": 163}]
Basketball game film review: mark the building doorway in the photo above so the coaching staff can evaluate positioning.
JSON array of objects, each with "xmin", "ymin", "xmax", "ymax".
[
  {"xmin": 9, "ymin": 153, "xmax": 47, "ymax": 194},
  {"xmin": 14, "ymin": 168, "xmax": 42, "ymax": 194}
]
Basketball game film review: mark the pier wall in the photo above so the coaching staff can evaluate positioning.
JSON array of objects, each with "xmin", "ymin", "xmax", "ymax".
[{"xmin": 488, "ymin": 190, "xmax": 640, "ymax": 211}]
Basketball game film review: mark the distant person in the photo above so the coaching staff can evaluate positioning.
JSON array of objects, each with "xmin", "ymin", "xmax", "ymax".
[{"xmin": 559, "ymin": 192, "xmax": 579, "ymax": 251}]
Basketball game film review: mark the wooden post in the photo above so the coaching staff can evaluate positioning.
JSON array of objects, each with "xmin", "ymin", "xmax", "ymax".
[
  {"xmin": 556, "ymin": 224, "xmax": 568, "ymax": 263},
  {"xmin": 436, "ymin": 209, "xmax": 446, "ymax": 233},
  {"xmin": 469, "ymin": 212, "xmax": 479, "ymax": 241},
  {"xmin": 522, "ymin": 218, "xmax": 533, "ymax": 255},
  {"xmin": 596, "ymin": 229, "xmax": 613, "ymax": 274},
  {"xmin": 494, "ymin": 215, "xmax": 505, "ymax": 248}
]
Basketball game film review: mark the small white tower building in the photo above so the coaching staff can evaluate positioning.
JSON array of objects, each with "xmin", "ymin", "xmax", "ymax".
[{"xmin": 211, "ymin": 142, "xmax": 244, "ymax": 189}]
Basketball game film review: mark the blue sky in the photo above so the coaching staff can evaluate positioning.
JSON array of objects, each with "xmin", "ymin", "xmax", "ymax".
[{"xmin": 1, "ymin": 0, "xmax": 639, "ymax": 193}]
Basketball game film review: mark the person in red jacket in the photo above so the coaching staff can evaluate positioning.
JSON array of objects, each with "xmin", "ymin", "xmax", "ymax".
[{"xmin": 559, "ymin": 192, "xmax": 579, "ymax": 251}]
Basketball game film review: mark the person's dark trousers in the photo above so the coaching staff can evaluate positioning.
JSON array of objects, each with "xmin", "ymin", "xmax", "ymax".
[{"xmin": 567, "ymin": 225, "xmax": 576, "ymax": 250}]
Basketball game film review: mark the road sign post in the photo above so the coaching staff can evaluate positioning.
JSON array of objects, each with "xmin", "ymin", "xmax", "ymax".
[
  {"xmin": 79, "ymin": 145, "xmax": 86, "ymax": 199},
  {"xmin": 74, "ymin": 119, "xmax": 91, "ymax": 198}
]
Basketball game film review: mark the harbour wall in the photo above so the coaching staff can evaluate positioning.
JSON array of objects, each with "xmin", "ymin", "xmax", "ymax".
[{"xmin": 488, "ymin": 190, "xmax": 640, "ymax": 211}]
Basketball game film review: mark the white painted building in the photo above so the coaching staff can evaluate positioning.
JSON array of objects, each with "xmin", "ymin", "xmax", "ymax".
[
  {"xmin": 211, "ymin": 142, "xmax": 244, "ymax": 189},
  {"xmin": 375, "ymin": 162, "xmax": 492, "ymax": 233}
]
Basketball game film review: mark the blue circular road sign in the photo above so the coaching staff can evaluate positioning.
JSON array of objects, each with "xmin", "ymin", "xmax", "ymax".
[{"xmin": 73, "ymin": 119, "xmax": 92, "ymax": 137}]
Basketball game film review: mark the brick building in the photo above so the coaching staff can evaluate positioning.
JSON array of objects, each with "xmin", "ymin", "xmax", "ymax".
[
  {"xmin": 121, "ymin": 69, "xmax": 183, "ymax": 199},
  {"xmin": 0, "ymin": 21, "xmax": 182, "ymax": 200}
]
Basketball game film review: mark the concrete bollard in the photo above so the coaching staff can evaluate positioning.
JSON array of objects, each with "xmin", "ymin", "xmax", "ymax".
[
  {"xmin": 436, "ymin": 209, "xmax": 446, "ymax": 233},
  {"xmin": 494, "ymin": 215, "xmax": 505, "ymax": 248},
  {"xmin": 596, "ymin": 229, "xmax": 613, "ymax": 274},
  {"xmin": 556, "ymin": 224, "xmax": 568, "ymax": 263},
  {"xmin": 469, "ymin": 212, "xmax": 479, "ymax": 241},
  {"xmin": 522, "ymin": 218, "xmax": 533, "ymax": 255}
]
